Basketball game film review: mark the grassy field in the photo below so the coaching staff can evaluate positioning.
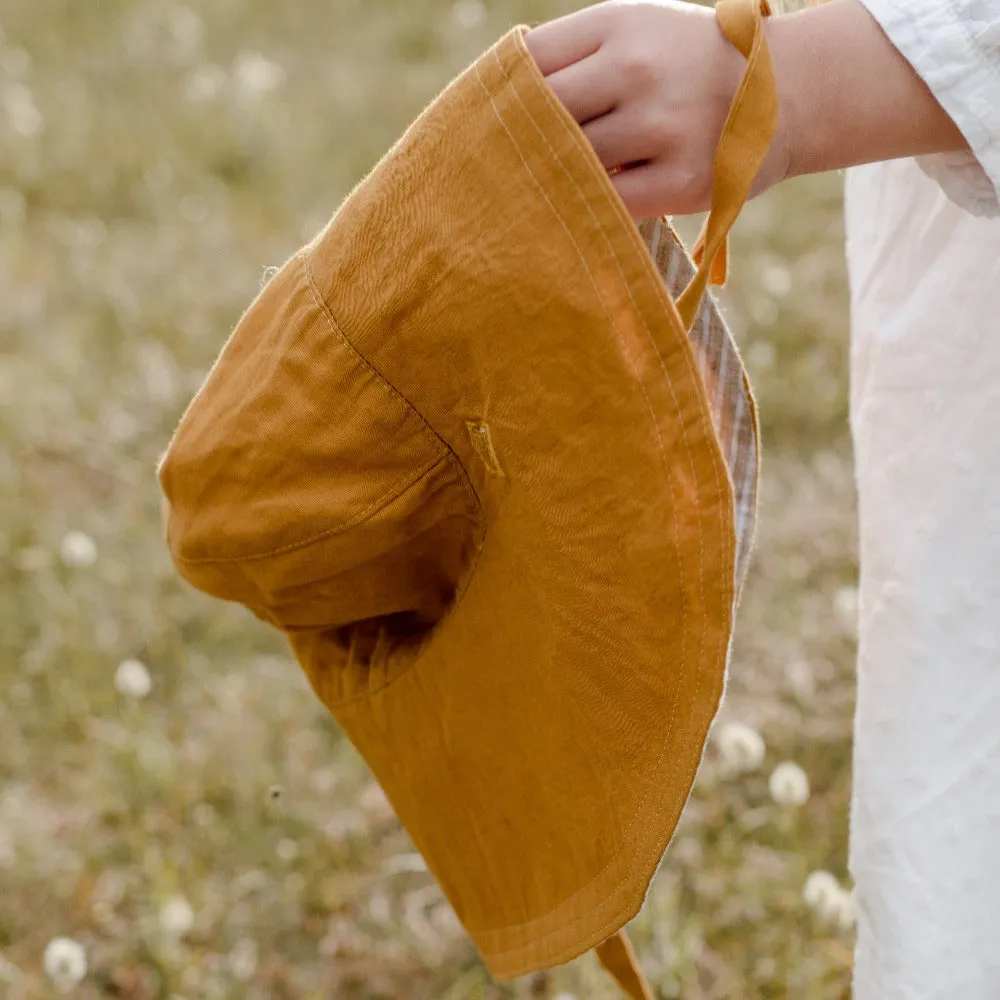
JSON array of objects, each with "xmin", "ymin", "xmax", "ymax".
[{"xmin": 0, "ymin": 0, "xmax": 857, "ymax": 997}]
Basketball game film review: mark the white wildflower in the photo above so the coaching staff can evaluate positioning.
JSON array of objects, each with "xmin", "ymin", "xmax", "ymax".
[
  {"xmin": 114, "ymin": 658, "xmax": 152, "ymax": 699},
  {"xmin": 553, "ymin": 994, "xmax": 580, "ymax": 1000},
  {"xmin": 804, "ymin": 871, "xmax": 856, "ymax": 929},
  {"xmin": 803, "ymin": 870, "xmax": 842, "ymax": 919},
  {"xmin": 59, "ymin": 530, "xmax": 97, "ymax": 567},
  {"xmin": 830, "ymin": 886, "xmax": 857, "ymax": 930},
  {"xmin": 159, "ymin": 895, "xmax": 195, "ymax": 939},
  {"xmin": 451, "ymin": 0, "xmax": 487, "ymax": 29},
  {"xmin": 233, "ymin": 51, "xmax": 284, "ymax": 98},
  {"xmin": 768, "ymin": 761, "xmax": 810, "ymax": 806},
  {"xmin": 42, "ymin": 937, "xmax": 87, "ymax": 991},
  {"xmin": 716, "ymin": 721, "xmax": 766, "ymax": 773},
  {"xmin": 3, "ymin": 81, "xmax": 43, "ymax": 137}
]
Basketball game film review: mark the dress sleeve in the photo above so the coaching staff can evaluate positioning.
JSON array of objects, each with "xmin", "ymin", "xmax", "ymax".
[{"xmin": 858, "ymin": 0, "xmax": 1000, "ymax": 217}]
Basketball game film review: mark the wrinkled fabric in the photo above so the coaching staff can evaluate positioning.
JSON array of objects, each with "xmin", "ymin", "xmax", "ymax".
[
  {"xmin": 158, "ymin": 1, "xmax": 776, "ymax": 987},
  {"xmin": 846, "ymin": 156, "xmax": 1000, "ymax": 998},
  {"xmin": 858, "ymin": 0, "xmax": 1000, "ymax": 216}
]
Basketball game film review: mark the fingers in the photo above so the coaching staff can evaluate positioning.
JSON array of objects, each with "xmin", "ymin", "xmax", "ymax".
[
  {"xmin": 523, "ymin": 3, "xmax": 610, "ymax": 76},
  {"xmin": 609, "ymin": 162, "xmax": 661, "ymax": 221},
  {"xmin": 610, "ymin": 161, "xmax": 711, "ymax": 220},
  {"xmin": 582, "ymin": 110, "xmax": 655, "ymax": 170},
  {"xmin": 544, "ymin": 54, "xmax": 617, "ymax": 125}
]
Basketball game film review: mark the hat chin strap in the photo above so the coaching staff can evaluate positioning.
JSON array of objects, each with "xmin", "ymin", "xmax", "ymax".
[
  {"xmin": 594, "ymin": 0, "xmax": 776, "ymax": 992},
  {"xmin": 676, "ymin": 0, "xmax": 778, "ymax": 329},
  {"xmin": 595, "ymin": 931, "xmax": 655, "ymax": 1000}
]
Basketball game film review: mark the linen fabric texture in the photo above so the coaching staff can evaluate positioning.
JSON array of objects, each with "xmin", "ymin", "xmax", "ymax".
[{"xmin": 158, "ymin": 2, "xmax": 773, "ymax": 985}]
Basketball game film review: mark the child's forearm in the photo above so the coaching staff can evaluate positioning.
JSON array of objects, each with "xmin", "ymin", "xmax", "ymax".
[{"xmin": 768, "ymin": 0, "xmax": 969, "ymax": 178}]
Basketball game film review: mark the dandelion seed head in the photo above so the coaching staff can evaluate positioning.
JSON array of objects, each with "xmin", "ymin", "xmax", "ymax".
[
  {"xmin": 159, "ymin": 895, "xmax": 194, "ymax": 939},
  {"xmin": 769, "ymin": 760, "xmax": 810, "ymax": 806},
  {"xmin": 42, "ymin": 937, "xmax": 86, "ymax": 991},
  {"xmin": 716, "ymin": 721, "xmax": 765, "ymax": 773},
  {"xmin": 830, "ymin": 886, "xmax": 856, "ymax": 929},
  {"xmin": 803, "ymin": 870, "xmax": 841, "ymax": 916},
  {"xmin": 59, "ymin": 530, "xmax": 97, "ymax": 567},
  {"xmin": 114, "ymin": 658, "xmax": 152, "ymax": 699}
]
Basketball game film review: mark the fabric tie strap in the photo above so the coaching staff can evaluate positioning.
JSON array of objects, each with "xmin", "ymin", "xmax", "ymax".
[
  {"xmin": 677, "ymin": 0, "xmax": 778, "ymax": 329},
  {"xmin": 596, "ymin": 931, "xmax": 655, "ymax": 1000}
]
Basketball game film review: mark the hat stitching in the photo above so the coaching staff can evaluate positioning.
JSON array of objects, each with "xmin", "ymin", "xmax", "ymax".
[
  {"xmin": 465, "ymin": 420, "xmax": 505, "ymax": 477},
  {"xmin": 466, "ymin": 48, "xmax": 733, "ymax": 950},
  {"xmin": 302, "ymin": 251, "xmax": 483, "ymax": 517}
]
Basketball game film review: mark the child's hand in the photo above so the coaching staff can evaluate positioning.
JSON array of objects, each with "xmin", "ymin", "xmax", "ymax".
[
  {"xmin": 524, "ymin": 0, "xmax": 792, "ymax": 219},
  {"xmin": 525, "ymin": 0, "xmax": 968, "ymax": 221}
]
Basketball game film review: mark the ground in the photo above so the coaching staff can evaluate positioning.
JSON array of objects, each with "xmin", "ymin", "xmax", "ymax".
[{"xmin": 0, "ymin": 0, "xmax": 857, "ymax": 996}]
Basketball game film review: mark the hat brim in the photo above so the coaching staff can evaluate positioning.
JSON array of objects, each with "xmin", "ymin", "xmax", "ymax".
[{"xmin": 294, "ymin": 29, "xmax": 759, "ymax": 978}]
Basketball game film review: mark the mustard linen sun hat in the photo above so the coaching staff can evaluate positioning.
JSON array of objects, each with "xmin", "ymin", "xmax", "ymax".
[{"xmin": 158, "ymin": 1, "xmax": 776, "ymax": 995}]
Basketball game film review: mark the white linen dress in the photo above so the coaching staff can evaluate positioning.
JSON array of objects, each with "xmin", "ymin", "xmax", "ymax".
[{"xmin": 845, "ymin": 2, "xmax": 1000, "ymax": 996}]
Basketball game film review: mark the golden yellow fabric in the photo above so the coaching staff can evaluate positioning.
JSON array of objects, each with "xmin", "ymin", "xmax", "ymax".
[
  {"xmin": 158, "ymin": 0, "xmax": 775, "ymax": 992},
  {"xmin": 596, "ymin": 931, "xmax": 655, "ymax": 1000}
]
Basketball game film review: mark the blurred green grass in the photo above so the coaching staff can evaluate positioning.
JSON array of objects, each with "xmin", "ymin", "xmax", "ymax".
[{"xmin": 0, "ymin": 1, "xmax": 856, "ymax": 997}]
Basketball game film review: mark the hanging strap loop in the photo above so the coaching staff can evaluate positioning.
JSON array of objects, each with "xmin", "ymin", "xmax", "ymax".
[
  {"xmin": 675, "ymin": 0, "xmax": 778, "ymax": 330},
  {"xmin": 596, "ymin": 930, "xmax": 654, "ymax": 1000}
]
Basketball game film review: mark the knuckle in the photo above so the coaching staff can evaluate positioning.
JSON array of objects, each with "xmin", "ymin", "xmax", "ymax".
[
  {"xmin": 642, "ymin": 105, "xmax": 675, "ymax": 148},
  {"xmin": 620, "ymin": 48, "xmax": 657, "ymax": 90}
]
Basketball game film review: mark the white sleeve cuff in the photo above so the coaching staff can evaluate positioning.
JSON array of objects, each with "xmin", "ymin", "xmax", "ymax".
[{"xmin": 858, "ymin": 0, "xmax": 1000, "ymax": 218}]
